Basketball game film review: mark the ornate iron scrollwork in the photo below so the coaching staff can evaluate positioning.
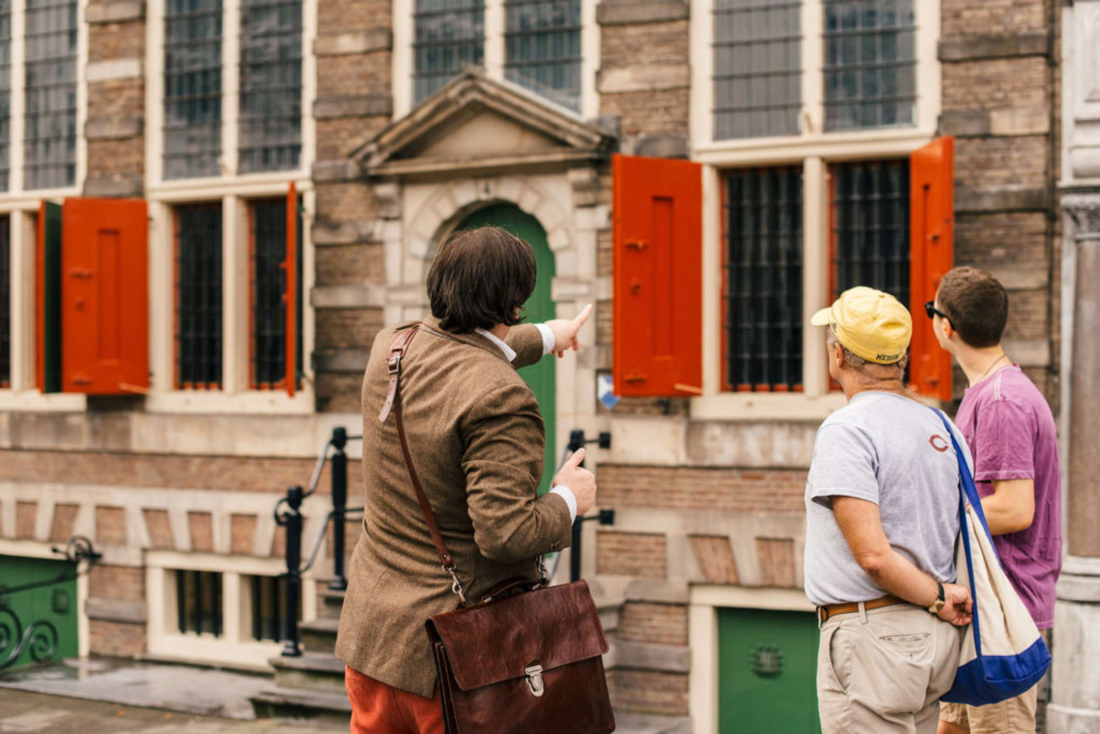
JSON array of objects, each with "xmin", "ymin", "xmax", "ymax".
[{"xmin": 0, "ymin": 535, "xmax": 99, "ymax": 672}]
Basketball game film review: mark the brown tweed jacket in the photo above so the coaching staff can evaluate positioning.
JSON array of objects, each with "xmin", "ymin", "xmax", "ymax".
[{"xmin": 334, "ymin": 316, "xmax": 574, "ymax": 698}]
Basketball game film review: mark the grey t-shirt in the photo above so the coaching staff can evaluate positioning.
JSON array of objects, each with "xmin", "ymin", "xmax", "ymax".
[{"xmin": 804, "ymin": 391, "xmax": 971, "ymax": 607}]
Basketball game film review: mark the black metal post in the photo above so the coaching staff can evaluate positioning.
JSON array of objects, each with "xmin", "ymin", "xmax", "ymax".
[
  {"xmin": 568, "ymin": 430, "xmax": 586, "ymax": 583},
  {"xmin": 281, "ymin": 485, "xmax": 303, "ymax": 657},
  {"xmin": 329, "ymin": 427, "xmax": 349, "ymax": 591}
]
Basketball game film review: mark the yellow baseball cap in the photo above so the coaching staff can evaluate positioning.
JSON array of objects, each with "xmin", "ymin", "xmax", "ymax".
[{"xmin": 810, "ymin": 286, "xmax": 913, "ymax": 365}]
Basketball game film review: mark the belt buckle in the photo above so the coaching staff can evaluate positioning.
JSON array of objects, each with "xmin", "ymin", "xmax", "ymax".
[{"xmin": 387, "ymin": 355, "xmax": 401, "ymax": 374}]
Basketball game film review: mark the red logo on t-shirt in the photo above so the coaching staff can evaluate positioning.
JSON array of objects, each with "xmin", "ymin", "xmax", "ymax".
[{"xmin": 929, "ymin": 435, "xmax": 950, "ymax": 453}]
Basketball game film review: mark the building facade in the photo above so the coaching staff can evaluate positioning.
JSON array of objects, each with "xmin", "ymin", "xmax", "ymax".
[{"xmin": 0, "ymin": 0, "xmax": 1065, "ymax": 731}]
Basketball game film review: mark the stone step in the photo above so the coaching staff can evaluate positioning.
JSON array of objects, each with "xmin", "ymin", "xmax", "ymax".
[
  {"xmin": 300, "ymin": 617, "xmax": 341, "ymax": 654},
  {"xmin": 251, "ymin": 687, "xmax": 351, "ymax": 730},
  {"xmin": 270, "ymin": 652, "xmax": 346, "ymax": 695},
  {"xmin": 319, "ymin": 588, "xmax": 346, "ymax": 620}
]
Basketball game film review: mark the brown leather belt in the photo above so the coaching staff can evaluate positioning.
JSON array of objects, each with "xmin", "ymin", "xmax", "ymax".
[{"xmin": 817, "ymin": 594, "xmax": 905, "ymax": 623}]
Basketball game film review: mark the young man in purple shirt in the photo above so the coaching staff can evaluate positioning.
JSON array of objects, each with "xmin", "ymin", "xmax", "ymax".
[{"xmin": 929, "ymin": 266, "xmax": 1062, "ymax": 734}]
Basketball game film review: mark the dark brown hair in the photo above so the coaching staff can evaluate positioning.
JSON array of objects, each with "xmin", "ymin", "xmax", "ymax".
[
  {"xmin": 937, "ymin": 266, "xmax": 1009, "ymax": 348},
  {"xmin": 427, "ymin": 226, "xmax": 537, "ymax": 334}
]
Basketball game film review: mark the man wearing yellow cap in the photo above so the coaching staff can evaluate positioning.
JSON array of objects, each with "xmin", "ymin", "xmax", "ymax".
[{"xmin": 805, "ymin": 286, "xmax": 974, "ymax": 734}]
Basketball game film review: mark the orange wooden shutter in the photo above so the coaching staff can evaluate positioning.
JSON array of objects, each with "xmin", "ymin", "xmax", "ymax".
[
  {"xmin": 909, "ymin": 137, "xmax": 955, "ymax": 401},
  {"xmin": 612, "ymin": 154, "xmax": 703, "ymax": 397},
  {"xmin": 284, "ymin": 183, "xmax": 298, "ymax": 397},
  {"xmin": 61, "ymin": 198, "xmax": 149, "ymax": 394}
]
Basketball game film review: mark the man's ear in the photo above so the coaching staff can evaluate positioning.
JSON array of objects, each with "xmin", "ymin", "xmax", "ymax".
[{"xmin": 940, "ymin": 316, "xmax": 954, "ymax": 342}]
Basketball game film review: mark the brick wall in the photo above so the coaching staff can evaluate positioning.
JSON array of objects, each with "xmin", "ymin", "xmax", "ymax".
[
  {"xmin": 597, "ymin": 532, "xmax": 667, "ymax": 578},
  {"xmin": 618, "ymin": 602, "xmax": 688, "ymax": 646},
  {"xmin": 598, "ymin": 465, "xmax": 807, "ymax": 514},
  {"xmin": 84, "ymin": 2, "xmax": 145, "ymax": 198},
  {"xmin": 941, "ymin": 0, "xmax": 1058, "ymax": 405}
]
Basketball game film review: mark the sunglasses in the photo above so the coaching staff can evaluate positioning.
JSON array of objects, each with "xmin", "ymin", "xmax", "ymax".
[{"xmin": 924, "ymin": 301, "xmax": 952, "ymax": 324}]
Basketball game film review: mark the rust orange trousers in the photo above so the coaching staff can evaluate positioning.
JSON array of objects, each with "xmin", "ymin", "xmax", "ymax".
[{"xmin": 345, "ymin": 665, "xmax": 445, "ymax": 734}]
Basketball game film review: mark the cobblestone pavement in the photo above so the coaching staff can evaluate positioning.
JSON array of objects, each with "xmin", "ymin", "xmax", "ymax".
[{"xmin": 0, "ymin": 690, "xmax": 335, "ymax": 734}]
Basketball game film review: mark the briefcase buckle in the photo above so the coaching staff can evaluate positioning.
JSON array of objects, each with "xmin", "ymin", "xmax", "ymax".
[{"xmin": 525, "ymin": 663, "xmax": 545, "ymax": 697}]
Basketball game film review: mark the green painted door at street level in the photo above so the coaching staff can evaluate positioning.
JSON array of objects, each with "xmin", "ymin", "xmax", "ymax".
[
  {"xmin": 718, "ymin": 607, "xmax": 822, "ymax": 733},
  {"xmin": 0, "ymin": 555, "xmax": 79, "ymax": 670},
  {"xmin": 457, "ymin": 204, "xmax": 556, "ymax": 497}
]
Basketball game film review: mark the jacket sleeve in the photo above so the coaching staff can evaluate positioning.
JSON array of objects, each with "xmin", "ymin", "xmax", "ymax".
[
  {"xmin": 506, "ymin": 323, "xmax": 546, "ymax": 370},
  {"xmin": 461, "ymin": 382, "xmax": 572, "ymax": 563}
]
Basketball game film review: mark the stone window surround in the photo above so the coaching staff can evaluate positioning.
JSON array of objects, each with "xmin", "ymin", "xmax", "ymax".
[
  {"xmin": 0, "ymin": 0, "xmax": 90, "ymax": 201},
  {"xmin": 142, "ymin": 0, "xmax": 319, "ymax": 415},
  {"xmin": 391, "ymin": 0, "xmax": 602, "ymax": 120},
  {"xmin": 688, "ymin": 0, "xmax": 943, "ymax": 422},
  {"xmin": 688, "ymin": 584, "xmax": 815, "ymax": 734},
  {"xmin": 146, "ymin": 550, "xmax": 318, "ymax": 670}
]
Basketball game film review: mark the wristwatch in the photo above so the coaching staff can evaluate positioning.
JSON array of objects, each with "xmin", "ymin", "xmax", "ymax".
[{"xmin": 928, "ymin": 582, "xmax": 946, "ymax": 614}]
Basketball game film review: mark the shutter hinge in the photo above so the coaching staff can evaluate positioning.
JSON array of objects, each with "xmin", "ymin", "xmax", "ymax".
[
  {"xmin": 71, "ymin": 375, "xmax": 92, "ymax": 386},
  {"xmin": 624, "ymin": 373, "xmax": 647, "ymax": 383},
  {"xmin": 624, "ymin": 240, "xmax": 648, "ymax": 251}
]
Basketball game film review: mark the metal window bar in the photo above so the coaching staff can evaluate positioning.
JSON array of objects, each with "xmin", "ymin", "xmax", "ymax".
[
  {"xmin": 0, "ymin": 4, "xmax": 12, "ymax": 192},
  {"xmin": 0, "ymin": 216, "xmax": 9, "ymax": 388},
  {"xmin": 823, "ymin": 0, "xmax": 916, "ymax": 132},
  {"xmin": 250, "ymin": 198, "xmax": 294, "ymax": 389},
  {"xmin": 713, "ymin": 0, "xmax": 802, "ymax": 140},
  {"xmin": 175, "ymin": 203, "xmax": 224, "ymax": 390},
  {"xmin": 176, "ymin": 570, "xmax": 223, "ymax": 638},
  {"xmin": 249, "ymin": 574, "xmax": 293, "ymax": 642},
  {"xmin": 239, "ymin": 0, "xmax": 302, "ymax": 174},
  {"xmin": 164, "ymin": 0, "xmax": 223, "ymax": 180},
  {"xmin": 723, "ymin": 167, "xmax": 803, "ymax": 392},
  {"xmin": 24, "ymin": 0, "xmax": 78, "ymax": 190},
  {"xmin": 831, "ymin": 159, "xmax": 910, "ymax": 307},
  {"xmin": 413, "ymin": 0, "xmax": 485, "ymax": 103},
  {"xmin": 503, "ymin": 0, "xmax": 581, "ymax": 112}
]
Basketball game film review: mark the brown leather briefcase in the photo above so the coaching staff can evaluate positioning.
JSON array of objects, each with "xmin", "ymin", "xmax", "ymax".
[{"xmin": 381, "ymin": 325, "xmax": 616, "ymax": 734}]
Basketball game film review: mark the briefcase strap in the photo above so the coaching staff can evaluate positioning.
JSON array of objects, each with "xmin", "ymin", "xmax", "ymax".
[{"xmin": 379, "ymin": 325, "xmax": 467, "ymax": 603}]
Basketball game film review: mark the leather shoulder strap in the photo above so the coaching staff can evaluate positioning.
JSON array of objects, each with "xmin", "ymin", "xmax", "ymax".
[{"xmin": 379, "ymin": 326, "xmax": 464, "ymax": 599}]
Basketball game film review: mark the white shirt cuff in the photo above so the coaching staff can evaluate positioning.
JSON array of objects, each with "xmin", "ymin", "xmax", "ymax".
[
  {"xmin": 535, "ymin": 323, "xmax": 555, "ymax": 356},
  {"xmin": 550, "ymin": 486, "xmax": 577, "ymax": 523}
]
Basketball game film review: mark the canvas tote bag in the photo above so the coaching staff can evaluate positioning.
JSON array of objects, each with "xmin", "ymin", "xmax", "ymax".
[{"xmin": 934, "ymin": 410, "xmax": 1051, "ymax": 706}]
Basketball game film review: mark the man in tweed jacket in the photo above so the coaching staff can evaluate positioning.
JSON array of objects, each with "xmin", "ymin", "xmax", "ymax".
[{"xmin": 336, "ymin": 226, "xmax": 597, "ymax": 733}]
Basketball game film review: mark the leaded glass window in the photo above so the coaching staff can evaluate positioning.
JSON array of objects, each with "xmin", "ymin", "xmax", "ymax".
[
  {"xmin": 714, "ymin": 0, "xmax": 801, "ymax": 140},
  {"xmin": 831, "ymin": 160, "xmax": 910, "ymax": 305},
  {"xmin": 824, "ymin": 0, "xmax": 916, "ymax": 131},
  {"xmin": 414, "ymin": 0, "xmax": 484, "ymax": 104},
  {"xmin": 165, "ymin": 0, "xmax": 223, "ymax": 180},
  {"xmin": 175, "ymin": 203, "xmax": 223, "ymax": 389},
  {"xmin": 0, "ymin": 5, "xmax": 12, "ymax": 192},
  {"xmin": 239, "ymin": 0, "xmax": 302, "ymax": 174},
  {"xmin": 24, "ymin": 0, "xmax": 77, "ymax": 191},
  {"xmin": 250, "ymin": 197, "xmax": 301, "ymax": 389},
  {"xmin": 504, "ymin": 0, "xmax": 581, "ymax": 112},
  {"xmin": 724, "ymin": 167, "xmax": 803, "ymax": 392}
]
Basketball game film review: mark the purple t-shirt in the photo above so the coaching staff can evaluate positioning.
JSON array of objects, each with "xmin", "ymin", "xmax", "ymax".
[{"xmin": 955, "ymin": 365, "xmax": 1062, "ymax": 629}]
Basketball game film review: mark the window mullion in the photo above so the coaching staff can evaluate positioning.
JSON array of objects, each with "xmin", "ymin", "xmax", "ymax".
[
  {"xmin": 802, "ymin": 156, "xmax": 827, "ymax": 397},
  {"xmin": 10, "ymin": 0, "xmax": 25, "ymax": 194},
  {"xmin": 223, "ymin": 195, "xmax": 245, "ymax": 393},
  {"xmin": 223, "ymin": 571, "xmax": 241, "ymax": 644},
  {"xmin": 802, "ymin": 0, "xmax": 823, "ymax": 135},
  {"xmin": 484, "ymin": 0, "xmax": 504, "ymax": 82},
  {"xmin": 224, "ymin": 0, "xmax": 241, "ymax": 177}
]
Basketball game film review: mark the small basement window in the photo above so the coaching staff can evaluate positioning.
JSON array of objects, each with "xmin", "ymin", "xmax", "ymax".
[{"xmin": 175, "ymin": 569, "xmax": 223, "ymax": 638}]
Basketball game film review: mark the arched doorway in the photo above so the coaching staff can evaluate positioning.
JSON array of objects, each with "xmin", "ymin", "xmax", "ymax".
[{"xmin": 456, "ymin": 204, "xmax": 557, "ymax": 497}]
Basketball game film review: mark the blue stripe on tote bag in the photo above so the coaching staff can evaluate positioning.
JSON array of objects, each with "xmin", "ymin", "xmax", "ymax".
[{"xmin": 934, "ymin": 409, "xmax": 1051, "ymax": 706}]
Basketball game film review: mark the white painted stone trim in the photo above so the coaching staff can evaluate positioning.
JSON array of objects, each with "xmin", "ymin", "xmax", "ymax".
[
  {"xmin": 145, "ymin": 551, "xmax": 318, "ymax": 670},
  {"xmin": 689, "ymin": 585, "xmax": 816, "ymax": 734},
  {"xmin": 86, "ymin": 58, "xmax": 143, "ymax": 83}
]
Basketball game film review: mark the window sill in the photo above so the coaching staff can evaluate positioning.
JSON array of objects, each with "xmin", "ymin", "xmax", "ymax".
[
  {"xmin": 693, "ymin": 126, "xmax": 937, "ymax": 166},
  {"xmin": 147, "ymin": 634, "xmax": 286, "ymax": 670},
  {"xmin": 144, "ymin": 388, "xmax": 315, "ymax": 416},
  {"xmin": 145, "ymin": 171, "xmax": 312, "ymax": 200},
  {"xmin": 0, "ymin": 390, "xmax": 88, "ymax": 412},
  {"xmin": 689, "ymin": 391, "xmax": 849, "ymax": 422}
]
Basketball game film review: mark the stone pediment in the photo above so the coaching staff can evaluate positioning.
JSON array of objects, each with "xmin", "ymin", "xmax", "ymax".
[{"xmin": 354, "ymin": 69, "xmax": 615, "ymax": 178}]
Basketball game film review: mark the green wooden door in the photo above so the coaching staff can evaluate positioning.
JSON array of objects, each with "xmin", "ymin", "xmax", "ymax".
[
  {"xmin": 456, "ymin": 204, "xmax": 556, "ymax": 496},
  {"xmin": 717, "ymin": 607, "xmax": 822, "ymax": 733},
  {"xmin": 0, "ymin": 555, "xmax": 79, "ymax": 670}
]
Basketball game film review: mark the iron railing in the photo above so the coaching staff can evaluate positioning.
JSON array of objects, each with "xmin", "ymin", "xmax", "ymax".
[
  {"xmin": 273, "ymin": 426, "xmax": 612, "ymax": 656},
  {"xmin": 0, "ymin": 536, "xmax": 100, "ymax": 672}
]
